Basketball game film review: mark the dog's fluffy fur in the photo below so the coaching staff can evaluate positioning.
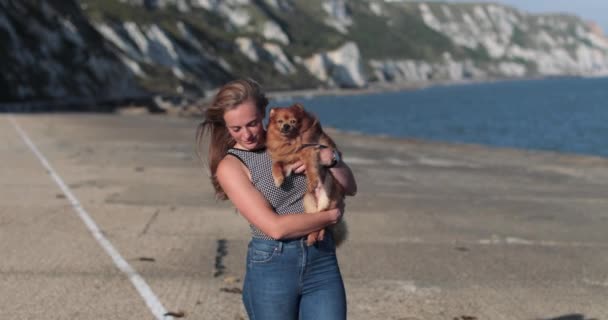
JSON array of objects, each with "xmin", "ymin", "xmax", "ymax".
[{"xmin": 266, "ymin": 103, "xmax": 347, "ymax": 246}]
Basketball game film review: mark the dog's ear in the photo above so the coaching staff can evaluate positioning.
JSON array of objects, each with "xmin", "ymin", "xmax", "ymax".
[
  {"xmin": 291, "ymin": 103, "xmax": 306, "ymax": 117},
  {"xmin": 269, "ymin": 107, "xmax": 276, "ymax": 117},
  {"xmin": 292, "ymin": 103, "xmax": 305, "ymax": 112}
]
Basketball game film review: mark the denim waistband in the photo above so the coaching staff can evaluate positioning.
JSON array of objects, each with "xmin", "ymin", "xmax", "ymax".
[
  {"xmin": 250, "ymin": 236, "xmax": 306, "ymax": 247},
  {"xmin": 250, "ymin": 233, "xmax": 334, "ymax": 250}
]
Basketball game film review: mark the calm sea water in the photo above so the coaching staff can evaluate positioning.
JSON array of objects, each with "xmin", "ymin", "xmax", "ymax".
[{"xmin": 271, "ymin": 77, "xmax": 608, "ymax": 157}]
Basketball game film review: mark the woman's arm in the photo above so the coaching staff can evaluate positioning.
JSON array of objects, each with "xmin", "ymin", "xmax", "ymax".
[
  {"xmin": 216, "ymin": 156, "xmax": 342, "ymax": 240},
  {"xmin": 319, "ymin": 148, "xmax": 357, "ymax": 196},
  {"xmin": 292, "ymin": 148, "xmax": 357, "ymax": 196}
]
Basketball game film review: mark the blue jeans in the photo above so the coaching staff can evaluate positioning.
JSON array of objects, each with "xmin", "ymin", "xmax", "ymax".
[{"xmin": 242, "ymin": 234, "xmax": 347, "ymax": 320}]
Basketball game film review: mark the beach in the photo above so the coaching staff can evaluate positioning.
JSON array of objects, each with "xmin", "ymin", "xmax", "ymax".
[{"xmin": 2, "ymin": 113, "xmax": 608, "ymax": 319}]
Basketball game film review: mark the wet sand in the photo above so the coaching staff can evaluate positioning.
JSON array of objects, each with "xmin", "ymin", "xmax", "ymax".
[{"xmin": 2, "ymin": 113, "xmax": 608, "ymax": 319}]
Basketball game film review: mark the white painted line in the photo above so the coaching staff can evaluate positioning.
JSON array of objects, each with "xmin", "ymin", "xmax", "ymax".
[{"xmin": 9, "ymin": 116, "xmax": 174, "ymax": 320}]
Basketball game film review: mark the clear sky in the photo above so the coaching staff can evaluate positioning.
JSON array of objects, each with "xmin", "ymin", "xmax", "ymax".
[{"xmin": 446, "ymin": 0, "xmax": 608, "ymax": 33}]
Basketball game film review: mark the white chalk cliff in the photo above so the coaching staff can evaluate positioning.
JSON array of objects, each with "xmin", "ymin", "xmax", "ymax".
[{"xmin": 2, "ymin": 0, "xmax": 608, "ymax": 103}]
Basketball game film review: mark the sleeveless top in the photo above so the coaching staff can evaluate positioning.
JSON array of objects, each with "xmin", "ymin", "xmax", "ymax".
[{"xmin": 226, "ymin": 147, "xmax": 308, "ymax": 240}]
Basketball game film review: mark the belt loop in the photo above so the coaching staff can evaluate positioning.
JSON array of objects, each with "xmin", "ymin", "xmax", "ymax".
[{"xmin": 277, "ymin": 241, "xmax": 283, "ymax": 254}]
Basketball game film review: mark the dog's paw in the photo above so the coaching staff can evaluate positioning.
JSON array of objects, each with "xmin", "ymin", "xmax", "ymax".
[
  {"xmin": 284, "ymin": 165, "xmax": 293, "ymax": 177},
  {"xmin": 273, "ymin": 175, "xmax": 284, "ymax": 187}
]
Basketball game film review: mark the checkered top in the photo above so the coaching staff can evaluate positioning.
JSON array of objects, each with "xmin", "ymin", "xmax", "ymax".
[{"xmin": 227, "ymin": 148, "xmax": 307, "ymax": 240}]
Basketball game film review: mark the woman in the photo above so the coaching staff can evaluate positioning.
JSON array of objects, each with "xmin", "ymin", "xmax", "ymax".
[{"xmin": 196, "ymin": 78, "xmax": 357, "ymax": 320}]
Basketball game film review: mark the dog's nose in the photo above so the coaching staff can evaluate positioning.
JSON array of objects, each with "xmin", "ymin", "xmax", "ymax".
[{"xmin": 281, "ymin": 124, "xmax": 290, "ymax": 132}]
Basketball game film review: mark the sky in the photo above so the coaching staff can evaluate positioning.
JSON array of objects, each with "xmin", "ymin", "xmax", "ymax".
[{"xmin": 446, "ymin": 0, "xmax": 608, "ymax": 33}]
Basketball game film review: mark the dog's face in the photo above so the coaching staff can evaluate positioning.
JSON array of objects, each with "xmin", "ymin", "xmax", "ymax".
[{"xmin": 268, "ymin": 104, "xmax": 307, "ymax": 138}]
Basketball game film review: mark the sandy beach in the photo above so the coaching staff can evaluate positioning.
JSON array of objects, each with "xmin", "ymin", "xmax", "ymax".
[{"xmin": 2, "ymin": 113, "xmax": 608, "ymax": 319}]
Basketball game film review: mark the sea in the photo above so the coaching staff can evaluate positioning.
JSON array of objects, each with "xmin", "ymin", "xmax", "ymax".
[{"xmin": 270, "ymin": 76, "xmax": 608, "ymax": 158}]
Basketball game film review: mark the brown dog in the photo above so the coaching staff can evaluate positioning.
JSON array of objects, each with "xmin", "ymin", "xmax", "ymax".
[{"xmin": 266, "ymin": 103, "xmax": 347, "ymax": 246}]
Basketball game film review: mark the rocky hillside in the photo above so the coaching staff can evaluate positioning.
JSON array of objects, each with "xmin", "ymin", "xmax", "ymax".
[{"xmin": 2, "ymin": 0, "xmax": 608, "ymax": 103}]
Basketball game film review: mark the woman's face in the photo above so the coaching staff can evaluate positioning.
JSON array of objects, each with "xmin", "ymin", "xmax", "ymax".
[{"xmin": 223, "ymin": 99, "xmax": 265, "ymax": 150}]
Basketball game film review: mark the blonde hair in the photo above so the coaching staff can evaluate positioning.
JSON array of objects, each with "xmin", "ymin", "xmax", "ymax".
[{"xmin": 196, "ymin": 78, "xmax": 268, "ymax": 199}]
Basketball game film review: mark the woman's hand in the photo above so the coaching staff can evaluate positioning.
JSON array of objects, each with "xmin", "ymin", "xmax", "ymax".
[
  {"xmin": 318, "ymin": 147, "xmax": 336, "ymax": 167},
  {"xmin": 312, "ymin": 203, "xmax": 344, "ymax": 242},
  {"xmin": 291, "ymin": 147, "xmax": 335, "ymax": 174},
  {"xmin": 290, "ymin": 160, "xmax": 306, "ymax": 174},
  {"xmin": 328, "ymin": 204, "xmax": 344, "ymax": 224},
  {"xmin": 292, "ymin": 146, "xmax": 357, "ymax": 196}
]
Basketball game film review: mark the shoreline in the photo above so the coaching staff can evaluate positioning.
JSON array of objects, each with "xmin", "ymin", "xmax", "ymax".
[
  {"xmin": 5, "ymin": 75, "xmax": 608, "ymax": 160},
  {"xmin": 319, "ymin": 114, "xmax": 608, "ymax": 161},
  {"xmin": 265, "ymin": 75, "xmax": 557, "ymax": 101},
  {"xmin": 2, "ymin": 75, "xmax": 600, "ymax": 113},
  {"xmin": 328, "ymin": 125, "xmax": 608, "ymax": 162}
]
